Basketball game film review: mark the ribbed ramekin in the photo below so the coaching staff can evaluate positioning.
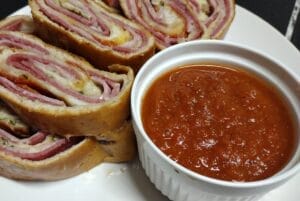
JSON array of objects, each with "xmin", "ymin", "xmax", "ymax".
[{"xmin": 131, "ymin": 40, "xmax": 300, "ymax": 201}]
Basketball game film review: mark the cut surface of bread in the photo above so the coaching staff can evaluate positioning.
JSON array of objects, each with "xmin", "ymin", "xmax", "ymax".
[{"xmin": 119, "ymin": 0, "xmax": 235, "ymax": 49}]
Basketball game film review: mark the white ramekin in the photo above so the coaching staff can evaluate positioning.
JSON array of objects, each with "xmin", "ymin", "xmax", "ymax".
[{"xmin": 131, "ymin": 40, "xmax": 300, "ymax": 201}]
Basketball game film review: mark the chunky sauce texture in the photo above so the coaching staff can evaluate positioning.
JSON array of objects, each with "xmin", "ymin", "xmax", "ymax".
[{"xmin": 142, "ymin": 65, "xmax": 296, "ymax": 182}]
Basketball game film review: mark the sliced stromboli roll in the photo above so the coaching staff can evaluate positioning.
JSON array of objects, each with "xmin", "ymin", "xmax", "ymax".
[
  {"xmin": 0, "ymin": 110, "xmax": 135, "ymax": 181},
  {"xmin": 0, "ymin": 35, "xmax": 134, "ymax": 136},
  {"xmin": 29, "ymin": 0, "xmax": 156, "ymax": 72},
  {"xmin": 0, "ymin": 15, "xmax": 35, "ymax": 34},
  {"xmin": 119, "ymin": 0, "xmax": 209, "ymax": 49},
  {"xmin": 0, "ymin": 48, "xmax": 133, "ymax": 137},
  {"xmin": 187, "ymin": 0, "xmax": 235, "ymax": 39},
  {"xmin": 0, "ymin": 31, "xmax": 136, "ymax": 165},
  {"xmin": 0, "ymin": 101, "xmax": 107, "ymax": 180}
]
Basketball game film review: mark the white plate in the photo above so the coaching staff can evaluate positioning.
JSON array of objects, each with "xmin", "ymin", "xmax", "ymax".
[{"xmin": 1, "ymin": 5, "xmax": 300, "ymax": 201}]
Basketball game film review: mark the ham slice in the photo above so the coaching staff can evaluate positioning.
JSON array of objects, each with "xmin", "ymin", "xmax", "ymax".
[
  {"xmin": 0, "ymin": 32, "xmax": 48, "ymax": 54},
  {"xmin": 0, "ymin": 104, "xmax": 80, "ymax": 161},
  {"xmin": 0, "ymin": 128, "xmax": 79, "ymax": 161},
  {"xmin": 29, "ymin": 0, "xmax": 155, "ymax": 72},
  {"xmin": 0, "ymin": 15, "xmax": 35, "ymax": 34},
  {"xmin": 0, "ymin": 76, "xmax": 66, "ymax": 106}
]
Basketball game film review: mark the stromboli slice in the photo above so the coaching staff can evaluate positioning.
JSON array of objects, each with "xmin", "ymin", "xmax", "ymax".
[
  {"xmin": 187, "ymin": 0, "xmax": 235, "ymax": 39},
  {"xmin": 0, "ymin": 42, "xmax": 133, "ymax": 136},
  {"xmin": 0, "ymin": 15, "xmax": 35, "ymax": 34},
  {"xmin": 0, "ymin": 31, "xmax": 133, "ymax": 106},
  {"xmin": 29, "ymin": 0, "xmax": 156, "ymax": 72},
  {"xmin": 0, "ymin": 102, "xmax": 107, "ymax": 180},
  {"xmin": 0, "ymin": 121, "xmax": 135, "ymax": 181},
  {"xmin": 0, "ymin": 31, "xmax": 137, "ymax": 164},
  {"xmin": 119, "ymin": 0, "xmax": 209, "ymax": 49},
  {"xmin": 0, "ymin": 125, "xmax": 136, "ymax": 180},
  {"xmin": 0, "ymin": 26, "xmax": 136, "ymax": 174},
  {"xmin": 0, "ymin": 101, "xmax": 136, "ymax": 180},
  {"xmin": 0, "ymin": 136, "xmax": 107, "ymax": 181}
]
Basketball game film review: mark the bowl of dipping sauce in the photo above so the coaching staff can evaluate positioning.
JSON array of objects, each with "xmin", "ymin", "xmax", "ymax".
[{"xmin": 131, "ymin": 40, "xmax": 300, "ymax": 201}]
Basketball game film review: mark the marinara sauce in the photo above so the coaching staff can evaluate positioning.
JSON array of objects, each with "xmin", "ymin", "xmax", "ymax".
[{"xmin": 142, "ymin": 65, "xmax": 296, "ymax": 182}]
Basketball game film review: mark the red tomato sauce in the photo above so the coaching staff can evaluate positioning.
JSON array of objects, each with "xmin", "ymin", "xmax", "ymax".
[{"xmin": 142, "ymin": 65, "xmax": 296, "ymax": 182}]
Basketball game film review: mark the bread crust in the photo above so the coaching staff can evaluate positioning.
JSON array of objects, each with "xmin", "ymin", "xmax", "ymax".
[
  {"xmin": 29, "ymin": 0, "xmax": 156, "ymax": 73},
  {"xmin": 100, "ymin": 120, "xmax": 136, "ymax": 163},
  {"xmin": 0, "ymin": 138, "xmax": 107, "ymax": 180}
]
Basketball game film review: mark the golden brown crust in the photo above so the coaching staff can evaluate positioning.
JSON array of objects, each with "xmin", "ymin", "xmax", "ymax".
[
  {"xmin": 99, "ymin": 121, "xmax": 137, "ymax": 163},
  {"xmin": 0, "ymin": 138, "xmax": 107, "ymax": 180},
  {"xmin": 29, "ymin": 0, "xmax": 156, "ymax": 73}
]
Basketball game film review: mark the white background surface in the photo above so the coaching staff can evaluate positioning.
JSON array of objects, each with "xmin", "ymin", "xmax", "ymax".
[{"xmin": 0, "ymin": 5, "xmax": 299, "ymax": 201}]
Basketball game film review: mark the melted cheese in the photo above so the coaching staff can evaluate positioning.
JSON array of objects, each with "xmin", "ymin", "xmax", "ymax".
[{"xmin": 109, "ymin": 25, "xmax": 132, "ymax": 45}]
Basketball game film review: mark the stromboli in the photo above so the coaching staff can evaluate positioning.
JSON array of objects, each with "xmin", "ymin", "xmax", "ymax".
[
  {"xmin": 0, "ymin": 101, "xmax": 107, "ymax": 180},
  {"xmin": 119, "ymin": 0, "xmax": 235, "ymax": 49},
  {"xmin": 119, "ymin": 0, "xmax": 208, "ymax": 49},
  {"xmin": 29, "ymin": 0, "xmax": 156, "ymax": 72},
  {"xmin": 0, "ymin": 31, "xmax": 134, "ymax": 137},
  {"xmin": 0, "ymin": 98, "xmax": 136, "ymax": 180},
  {"xmin": 0, "ymin": 30, "xmax": 136, "ymax": 180},
  {"xmin": 0, "ymin": 20, "xmax": 136, "ymax": 154},
  {"xmin": 0, "ymin": 137, "xmax": 107, "ymax": 181}
]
